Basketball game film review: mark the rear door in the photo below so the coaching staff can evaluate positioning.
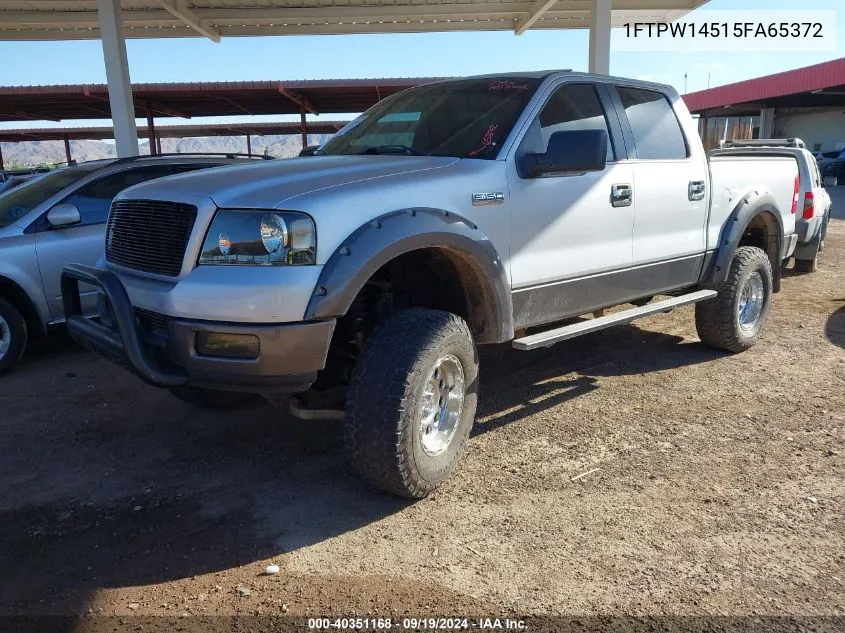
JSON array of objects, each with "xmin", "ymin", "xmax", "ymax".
[
  {"xmin": 613, "ymin": 85, "xmax": 708, "ymax": 277},
  {"xmin": 35, "ymin": 164, "xmax": 172, "ymax": 320},
  {"xmin": 507, "ymin": 80, "xmax": 635, "ymax": 327}
]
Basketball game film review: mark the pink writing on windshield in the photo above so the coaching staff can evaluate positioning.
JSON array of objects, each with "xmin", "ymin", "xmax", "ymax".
[
  {"xmin": 488, "ymin": 80, "xmax": 529, "ymax": 91},
  {"xmin": 469, "ymin": 125, "xmax": 499, "ymax": 156}
]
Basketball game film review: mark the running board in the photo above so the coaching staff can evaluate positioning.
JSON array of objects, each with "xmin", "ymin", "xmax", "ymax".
[{"xmin": 512, "ymin": 290, "xmax": 717, "ymax": 351}]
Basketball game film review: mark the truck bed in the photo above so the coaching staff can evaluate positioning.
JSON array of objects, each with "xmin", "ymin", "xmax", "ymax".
[{"xmin": 707, "ymin": 154, "xmax": 798, "ymax": 252}]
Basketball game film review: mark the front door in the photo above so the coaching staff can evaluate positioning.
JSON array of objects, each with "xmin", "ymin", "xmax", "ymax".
[
  {"xmin": 506, "ymin": 81, "xmax": 634, "ymax": 328},
  {"xmin": 35, "ymin": 164, "xmax": 172, "ymax": 320}
]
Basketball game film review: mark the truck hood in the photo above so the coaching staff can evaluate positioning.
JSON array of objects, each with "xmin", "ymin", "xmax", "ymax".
[{"xmin": 121, "ymin": 155, "xmax": 460, "ymax": 209}]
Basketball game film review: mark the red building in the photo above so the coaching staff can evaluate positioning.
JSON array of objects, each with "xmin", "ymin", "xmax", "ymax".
[{"xmin": 683, "ymin": 57, "xmax": 845, "ymax": 152}]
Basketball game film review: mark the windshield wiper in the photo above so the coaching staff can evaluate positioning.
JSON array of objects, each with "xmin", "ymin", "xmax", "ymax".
[{"xmin": 359, "ymin": 145, "xmax": 422, "ymax": 156}]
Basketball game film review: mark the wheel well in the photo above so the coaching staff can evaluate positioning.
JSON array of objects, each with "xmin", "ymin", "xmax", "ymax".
[
  {"xmin": 321, "ymin": 247, "xmax": 497, "ymax": 387},
  {"xmin": 0, "ymin": 276, "xmax": 44, "ymax": 339},
  {"xmin": 738, "ymin": 211, "xmax": 781, "ymax": 291}
]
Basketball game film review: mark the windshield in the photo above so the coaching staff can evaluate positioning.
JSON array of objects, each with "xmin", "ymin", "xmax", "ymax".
[
  {"xmin": 319, "ymin": 77, "xmax": 542, "ymax": 159},
  {"xmin": 0, "ymin": 164, "xmax": 103, "ymax": 228}
]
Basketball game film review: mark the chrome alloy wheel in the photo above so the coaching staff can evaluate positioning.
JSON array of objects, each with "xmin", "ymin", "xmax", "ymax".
[
  {"xmin": 419, "ymin": 354, "xmax": 466, "ymax": 457},
  {"xmin": 0, "ymin": 314, "xmax": 10, "ymax": 360},
  {"xmin": 737, "ymin": 271, "xmax": 765, "ymax": 331}
]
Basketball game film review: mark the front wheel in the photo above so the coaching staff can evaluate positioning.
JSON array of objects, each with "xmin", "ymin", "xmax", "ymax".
[
  {"xmin": 344, "ymin": 308, "xmax": 478, "ymax": 498},
  {"xmin": 695, "ymin": 246, "xmax": 773, "ymax": 353},
  {"xmin": 0, "ymin": 298, "xmax": 28, "ymax": 376}
]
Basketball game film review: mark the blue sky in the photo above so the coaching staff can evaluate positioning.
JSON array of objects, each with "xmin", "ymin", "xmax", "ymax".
[{"xmin": 1, "ymin": 0, "xmax": 843, "ymax": 130}]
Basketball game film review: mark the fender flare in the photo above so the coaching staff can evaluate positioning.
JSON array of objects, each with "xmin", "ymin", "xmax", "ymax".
[
  {"xmin": 304, "ymin": 208, "xmax": 514, "ymax": 343},
  {"xmin": 707, "ymin": 191, "xmax": 785, "ymax": 288}
]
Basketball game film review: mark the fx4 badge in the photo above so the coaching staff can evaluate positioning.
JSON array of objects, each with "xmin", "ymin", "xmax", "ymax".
[{"xmin": 472, "ymin": 192, "xmax": 504, "ymax": 206}]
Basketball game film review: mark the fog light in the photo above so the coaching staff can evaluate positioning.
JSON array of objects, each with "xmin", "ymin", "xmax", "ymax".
[{"xmin": 196, "ymin": 332, "xmax": 260, "ymax": 359}]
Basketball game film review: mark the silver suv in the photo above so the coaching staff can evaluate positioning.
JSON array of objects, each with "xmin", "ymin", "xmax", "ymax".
[{"xmin": 0, "ymin": 153, "xmax": 268, "ymax": 374}]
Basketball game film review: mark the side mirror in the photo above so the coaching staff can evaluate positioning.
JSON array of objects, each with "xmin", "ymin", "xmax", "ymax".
[
  {"xmin": 47, "ymin": 203, "xmax": 81, "ymax": 227},
  {"xmin": 520, "ymin": 129, "xmax": 608, "ymax": 178},
  {"xmin": 823, "ymin": 176, "xmax": 838, "ymax": 187}
]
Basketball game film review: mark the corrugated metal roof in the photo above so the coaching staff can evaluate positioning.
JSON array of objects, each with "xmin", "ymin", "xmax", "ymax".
[
  {"xmin": 683, "ymin": 57, "xmax": 845, "ymax": 113},
  {"xmin": 0, "ymin": 78, "xmax": 442, "ymax": 122},
  {"xmin": 0, "ymin": 121, "xmax": 351, "ymax": 142},
  {"xmin": 0, "ymin": 1, "xmax": 712, "ymax": 40}
]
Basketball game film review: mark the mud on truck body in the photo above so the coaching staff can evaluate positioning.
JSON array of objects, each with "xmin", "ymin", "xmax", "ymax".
[{"xmin": 63, "ymin": 72, "xmax": 799, "ymax": 497}]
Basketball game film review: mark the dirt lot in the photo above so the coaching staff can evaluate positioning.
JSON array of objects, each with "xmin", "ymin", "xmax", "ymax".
[{"xmin": 1, "ymin": 222, "xmax": 843, "ymax": 630}]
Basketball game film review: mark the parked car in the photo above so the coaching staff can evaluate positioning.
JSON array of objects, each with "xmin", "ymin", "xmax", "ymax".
[
  {"xmin": 0, "ymin": 153, "xmax": 270, "ymax": 374},
  {"xmin": 821, "ymin": 149, "xmax": 845, "ymax": 184},
  {"xmin": 717, "ymin": 139, "xmax": 831, "ymax": 273},
  {"xmin": 0, "ymin": 173, "xmax": 42, "ymax": 195},
  {"xmin": 63, "ymin": 72, "xmax": 799, "ymax": 497},
  {"xmin": 813, "ymin": 150, "xmax": 839, "ymax": 173},
  {"xmin": 0, "ymin": 167, "xmax": 51, "ymax": 182}
]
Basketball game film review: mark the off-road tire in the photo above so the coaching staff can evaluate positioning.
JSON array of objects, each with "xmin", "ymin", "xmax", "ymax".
[
  {"xmin": 345, "ymin": 308, "xmax": 478, "ymax": 498},
  {"xmin": 169, "ymin": 386, "xmax": 257, "ymax": 409},
  {"xmin": 695, "ymin": 246, "xmax": 773, "ymax": 353},
  {"xmin": 0, "ymin": 298, "xmax": 27, "ymax": 376}
]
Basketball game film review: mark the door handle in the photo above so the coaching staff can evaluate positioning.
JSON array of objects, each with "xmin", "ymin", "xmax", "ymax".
[
  {"xmin": 688, "ymin": 180, "xmax": 706, "ymax": 201},
  {"xmin": 611, "ymin": 183, "xmax": 633, "ymax": 207}
]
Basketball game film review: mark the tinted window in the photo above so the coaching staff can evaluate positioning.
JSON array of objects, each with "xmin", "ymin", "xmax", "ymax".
[
  {"xmin": 0, "ymin": 164, "xmax": 101, "ymax": 228},
  {"xmin": 62, "ymin": 165, "xmax": 171, "ymax": 226},
  {"xmin": 535, "ymin": 83, "xmax": 614, "ymax": 162},
  {"xmin": 617, "ymin": 86, "xmax": 688, "ymax": 160},
  {"xmin": 319, "ymin": 77, "xmax": 541, "ymax": 159}
]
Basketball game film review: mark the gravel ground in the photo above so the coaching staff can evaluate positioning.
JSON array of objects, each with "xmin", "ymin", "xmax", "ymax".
[{"xmin": 0, "ymin": 222, "xmax": 843, "ymax": 629}]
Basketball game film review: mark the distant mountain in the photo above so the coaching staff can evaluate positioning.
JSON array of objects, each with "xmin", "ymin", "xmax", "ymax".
[
  {"xmin": 1, "ymin": 139, "xmax": 117, "ymax": 165},
  {"xmin": 0, "ymin": 133, "xmax": 332, "ymax": 167}
]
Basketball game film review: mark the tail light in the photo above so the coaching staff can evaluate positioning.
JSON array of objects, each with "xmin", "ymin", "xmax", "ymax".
[
  {"xmin": 803, "ymin": 191, "xmax": 815, "ymax": 219},
  {"xmin": 791, "ymin": 174, "xmax": 800, "ymax": 214}
]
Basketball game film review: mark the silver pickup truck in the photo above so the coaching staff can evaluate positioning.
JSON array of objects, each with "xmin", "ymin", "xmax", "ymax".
[{"xmin": 63, "ymin": 72, "xmax": 800, "ymax": 497}]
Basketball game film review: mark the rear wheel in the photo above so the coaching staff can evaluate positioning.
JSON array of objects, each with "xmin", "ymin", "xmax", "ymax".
[
  {"xmin": 0, "ymin": 298, "xmax": 27, "ymax": 376},
  {"xmin": 169, "ymin": 386, "xmax": 257, "ymax": 409},
  {"xmin": 344, "ymin": 308, "xmax": 478, "ymax": 498},
  {"xmin": 695, "ymin": 246, "xmax": 773, "ymax": 353}
]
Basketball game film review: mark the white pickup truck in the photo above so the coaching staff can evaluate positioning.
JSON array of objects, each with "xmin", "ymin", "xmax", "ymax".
[{"xmin": 63, "ymin": 72, "xmax": 799, "ymax": 497}]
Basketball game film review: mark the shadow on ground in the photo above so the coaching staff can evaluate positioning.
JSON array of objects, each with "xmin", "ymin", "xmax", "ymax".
[
  {"xmin": 473, "ymin": 323, "xmax": 722, "ymax": 435},
  {"xmin": 826, "ymin": 305, "xmax": 845, "ymax": 349},
  {"xmin": 0, "ymin": 320, "xmax": 721, "ymax": 618}
]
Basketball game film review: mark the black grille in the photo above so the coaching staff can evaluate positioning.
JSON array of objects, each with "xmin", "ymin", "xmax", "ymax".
[
  {"xmin": 134, "ymin": 307, "xmax": 172, "ymax": 332},
  {"xmin": 106, "ymin": 199, "xmax": 197, "ymax": 277}
]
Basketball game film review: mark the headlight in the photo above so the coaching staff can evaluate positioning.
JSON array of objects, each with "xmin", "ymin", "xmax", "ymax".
[{"xmin": 198, "ymin": 210, "xmax": 316, "ymax": 266}]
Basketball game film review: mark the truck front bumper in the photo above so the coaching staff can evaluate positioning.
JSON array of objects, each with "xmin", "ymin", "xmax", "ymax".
[{"xmin": 61, "ymin": 263, "xmax": 334, "ymax": 393}]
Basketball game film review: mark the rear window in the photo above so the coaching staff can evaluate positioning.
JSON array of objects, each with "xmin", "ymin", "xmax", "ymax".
[{"xmin": 617, "ymin": 86, "xmax": 689, "ymax": 160}]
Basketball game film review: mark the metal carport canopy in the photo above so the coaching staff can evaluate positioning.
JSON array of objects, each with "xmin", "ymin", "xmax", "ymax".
[
  {"xmin": 0, "ymin": 79, "xmax": 438, "ymax": 121},
  {"xmin": 0, "ymin": 1, "xmax": 710, "ymax": 156},
  {"xmin": 0, "ymin": 120, "xmax": 350, "ymax": 142},
  {"xmin": 0, "ymin": 1, "xmax": 708, "ymax": 39}
]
